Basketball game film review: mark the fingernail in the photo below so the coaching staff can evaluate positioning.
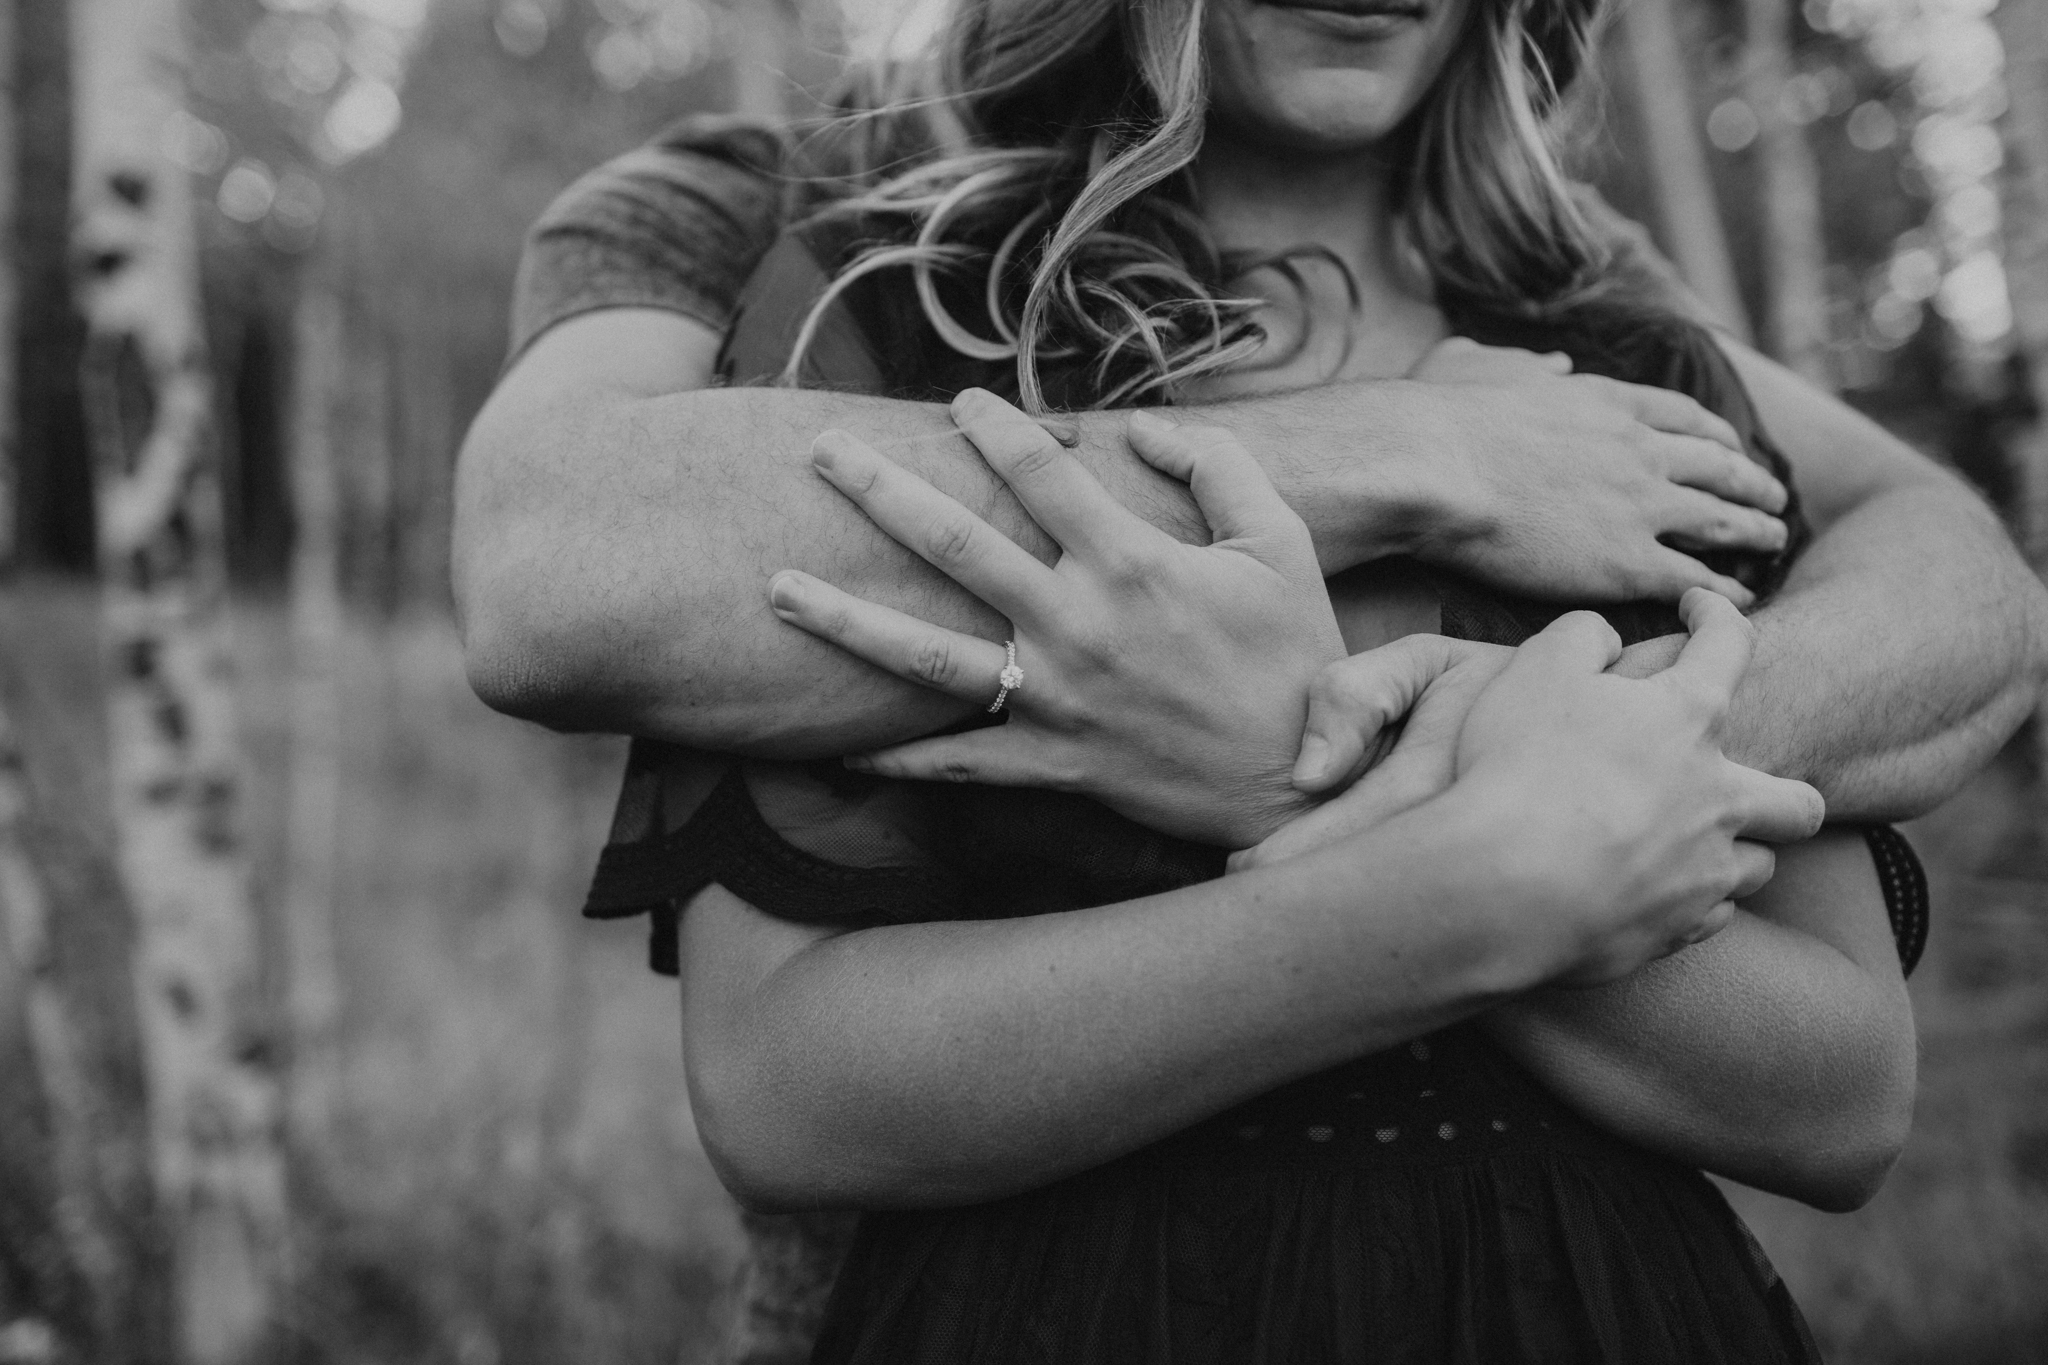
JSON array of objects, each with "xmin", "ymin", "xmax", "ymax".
[
  {"xmin": 1128, "ymin": 409, "xmax": 1174, "ymax": 434},
  {"xmin": 768, "ymin": 572, "xmax": 803, "ymax": 613},
  {"xmin": 951, "ymin": 388, "xmax": 994, "ymax": 418},
  {"xmin": 1292, "ymin": 735, "xmax": 1332, "ymax": 788},
  {"xmin": 842, "ymin": 754, "xmax": 874, "ymax": 773},
  {"xmin": 810, "ymin": 432, "xmax": 842, "ymax": 472}
]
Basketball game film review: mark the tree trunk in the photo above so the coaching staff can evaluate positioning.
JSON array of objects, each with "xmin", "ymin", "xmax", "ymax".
[
  {"xmin": 1998, "ymin": 0, "xmax": 2048, "ymax": 560},
  {"xmin": 1, "ymin": 0, "xmax": 16, "ymax": 562},
  {"xmin": 0, "ymin": 703, "xmax": 126, "ymax": 1350},
  {"xmin": 10, "ymin": 0, "xmax": 92, "ymax": 572},
  {"xmin": 69, "ymin": 0, "xmax": 290, "ymax": 1358},
  {"xmin": 1619, "ymin": 0, "xmax": 1753, "ymax": 341},
  {"xmin": 1741, "ymin": 0, "xmax": 1833, "ymax": 385},
  {"xmin": 283, "ymin": 261, "xmax": 345, "ymax": 1153},
  {"xmin": 1995, "ymin": 0, "xmax": 2048, "ymax": 768}
]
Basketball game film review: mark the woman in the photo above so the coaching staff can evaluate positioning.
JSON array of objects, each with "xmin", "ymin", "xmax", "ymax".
[{"xmin": 602, "ymin": 0, "xmax": 1921, "ymax": 1358}]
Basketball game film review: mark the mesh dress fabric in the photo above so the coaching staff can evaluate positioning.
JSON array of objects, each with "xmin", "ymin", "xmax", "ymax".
[{"xmin": 568, "ymin": 226, "xmax": 1926, "ymax": 1363}]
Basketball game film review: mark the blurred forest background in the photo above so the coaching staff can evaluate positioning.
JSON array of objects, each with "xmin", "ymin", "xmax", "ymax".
[{"xmin": 2, "ymin": 0, "xmax": 2048, "ymax": 1361}]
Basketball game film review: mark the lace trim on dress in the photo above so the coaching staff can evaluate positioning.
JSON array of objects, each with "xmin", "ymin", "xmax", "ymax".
[{"xmin": 584, "ymin": 764, "xmax": 965, "ymax": 974}]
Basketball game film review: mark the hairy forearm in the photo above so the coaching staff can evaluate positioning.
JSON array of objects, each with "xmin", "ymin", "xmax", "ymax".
[
  {"xmin": 1616, "ymin": 479, "xmax": 2048, "ymax": 820},
  {"xmin": 1484, "ymin": 834, "xmax": 1915, "ymax": 1211},
  {"xmin": 458, "ymin": 379, "xmax": 1438, "ymax": 755},
  {"xmin": 682, "ymin": 791, "xmax": 1542, "ymax": 1211}
]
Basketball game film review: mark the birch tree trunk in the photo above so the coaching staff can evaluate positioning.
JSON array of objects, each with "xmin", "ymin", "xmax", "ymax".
[
  {"xmin": 1741, "ymin": 0, "xmax": 1833, "ymax": 385},
  {"xmin": 70, "ymin": 0, "xmax": 290, "ymax": 1358},
  {"xmin": 1619, "ymin": 0, "xmax": 1753, "ymax": 340}
]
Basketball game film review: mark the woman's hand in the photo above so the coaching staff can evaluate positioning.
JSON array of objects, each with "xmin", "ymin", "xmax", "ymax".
[
  {"xmin": 1230, "ymin": 635, "xmax": 1512, "ymax": 871},
  {"xmin": 766, "ymin": 388, "xmax": 1345, "ymax": 847},
  {"xmin": 1237, "ymin": 590, "xmax": 1825, "ymax": 986},
  {"xmin": 1451, "ymin": 590, "xmax": 1826, "ymax": 984}
]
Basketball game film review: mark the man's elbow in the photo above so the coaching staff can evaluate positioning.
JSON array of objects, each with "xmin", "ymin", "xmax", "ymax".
[
  {"xmin": 454, "ymin": 523, "xmax": 717, "ymax": 735},
  {"xmin": 453, "ymin": 542, "xmax": 600, "ymax": 729},
  {"xmin": 460, "ymin": 601, "xmax": 589, "ymax": 731}
]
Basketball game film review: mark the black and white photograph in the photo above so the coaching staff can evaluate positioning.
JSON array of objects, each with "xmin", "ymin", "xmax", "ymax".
[{"xmin": 3, "ymin": 0, "xmax": 2048, "ymax": 1360}]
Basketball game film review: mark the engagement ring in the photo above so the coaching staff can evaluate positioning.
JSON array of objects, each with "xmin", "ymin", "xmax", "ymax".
[{"xmin": 988, "ymin": 640, "xmax": 1024, "ymax": 714}]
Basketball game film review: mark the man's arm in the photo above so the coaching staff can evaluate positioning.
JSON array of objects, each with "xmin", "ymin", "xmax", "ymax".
[
  {"xmin": 1611, "ymin": 340, "xmax": 2048, "ymax": 821},
  {"xmin": 454, "ymin": 309, "xmax": 1779, "ymax": 756}
]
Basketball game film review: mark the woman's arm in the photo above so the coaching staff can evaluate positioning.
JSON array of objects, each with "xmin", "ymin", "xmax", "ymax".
[
  {"xmin": 679, "ymin": 606, "xmax": 1817, "ymax": 1211},
  {"xmin": 679, "ymin": 790, "xmax": 1544, "ymax": 1210},
  {"xmin": 1484, "ymin": 829, "xmax": 1915, "ymax": 1211},
  {"xmin": 1249, "ymin": 644, "xmax": 1915, "ymax": 1210}
]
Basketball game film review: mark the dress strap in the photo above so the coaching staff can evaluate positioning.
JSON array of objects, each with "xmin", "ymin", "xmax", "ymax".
[{"xmin": 1859, "ymin": 824, "xmax": 1930, "ymax": 976}]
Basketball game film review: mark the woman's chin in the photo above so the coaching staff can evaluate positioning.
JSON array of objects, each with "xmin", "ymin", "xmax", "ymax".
[
  {"xmin": 1211, "ymin": 74, "xmax": 1420, "ymax": 158},
  {"xmin": 1211, "ymin": 111, "xmax": 1406, "ymax": 162}
]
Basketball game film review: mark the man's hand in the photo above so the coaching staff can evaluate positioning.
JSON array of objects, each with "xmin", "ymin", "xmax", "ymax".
[{"xmin": 1404, "ymin": 338, "xmax": 1789, "ymax": 605}]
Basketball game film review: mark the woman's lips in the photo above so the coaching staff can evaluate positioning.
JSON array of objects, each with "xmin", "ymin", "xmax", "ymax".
[
  {"xmin": 1257, "ymin": 0, "xmax": 1430, "ymax": 37},
  {"xmin": 1262, "ymin": 0, "xmax": 1428, "ymax": 15}
]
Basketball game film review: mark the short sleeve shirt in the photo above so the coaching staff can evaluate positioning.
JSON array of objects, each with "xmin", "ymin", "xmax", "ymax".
[{"xmin": 508, "ymin": 114, "xmax": 797, "ymax": 360}]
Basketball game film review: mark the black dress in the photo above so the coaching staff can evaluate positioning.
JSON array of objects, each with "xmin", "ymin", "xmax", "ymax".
[{"xmin": 582, "ymin": 227, "xmax": 1931, "ymax": 1365}]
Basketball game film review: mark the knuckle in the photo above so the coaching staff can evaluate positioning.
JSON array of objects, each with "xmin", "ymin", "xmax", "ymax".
[
  {"xmin": 817, "ymin": 600, "xmax": 855, "ymax": 639},
  {"xmin": 1098, "ymin": 543, "xmax": 1161, "ymax": 587},
  {"xmin": 936, "ymin": 757, "xmax": 977, "ymax": 783},
  {"xmin": 999, "ymin": 435, "xmax": 1063, "ymax": 480},
  {"xmin": 1315, "ymin": 671, "xmax": 1381, "ymax": 718},
  {"xmin": 920, "ymin": 515, "xmax": 978, "ymax": 567},
  {"xmin": 907, "ymin": 635, "xmax": 957, "ymax": 686},
  {"xmin": 1034, "ymin": 687, "xmax": 1085, "ymax": 731}
]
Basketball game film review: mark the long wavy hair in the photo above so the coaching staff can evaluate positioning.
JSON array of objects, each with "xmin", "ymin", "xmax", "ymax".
[{"xmin": 785, "ymin": 0, "xmax": 1614, "ymax": 411}]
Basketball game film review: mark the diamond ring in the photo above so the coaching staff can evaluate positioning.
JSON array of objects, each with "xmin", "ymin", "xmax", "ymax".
[{"xmin": 988, "ymin": 640, "xmax": 1024, "ymax": 714}]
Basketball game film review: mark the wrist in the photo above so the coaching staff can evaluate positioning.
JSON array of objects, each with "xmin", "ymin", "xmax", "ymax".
[
  {"xmin": 1366, "ymin": 781, "xmax": 1568, "ymax": 998},
  {"xmin": 1264, "ymin": 381, "xmax": 1480, "ymax": 571},
  {"xmin": 1370, "ymin": 383, "xmax": 1495, "ymax": 568}
]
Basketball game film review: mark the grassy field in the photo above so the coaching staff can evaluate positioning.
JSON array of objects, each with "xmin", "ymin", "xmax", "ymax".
[{"xmin": 2, "ymin": 580, "xmax": 2045, "ymax": 1363}]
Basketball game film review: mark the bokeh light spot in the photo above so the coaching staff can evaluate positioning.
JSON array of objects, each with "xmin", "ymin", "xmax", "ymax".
[{"xmin": 1707, "ymin": 99, "xmax": 1760, "ymax": 152}]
